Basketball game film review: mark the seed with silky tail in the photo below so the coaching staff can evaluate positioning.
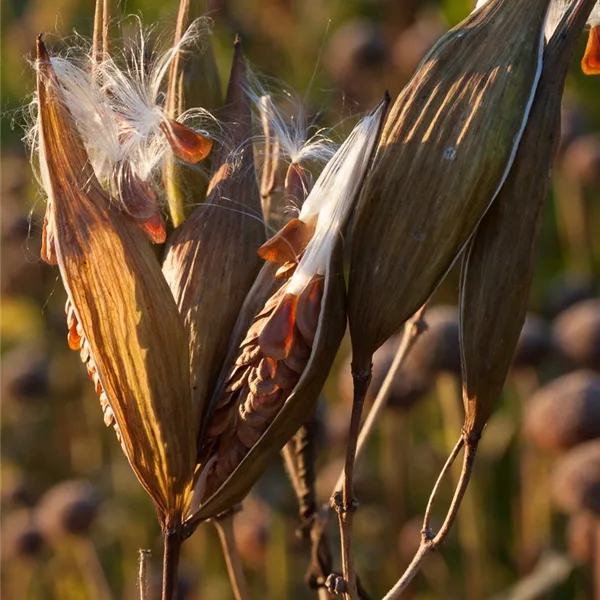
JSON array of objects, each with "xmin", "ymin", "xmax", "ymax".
[
  {"xmin": 33, "ymin": 38, "xmax": 196, "ymax": 528},
  {"xmin": 348, "ymin": 0, "xmax": 550, "ymax": 374},
  {"xmin": 460, "ymin": 0, "xmax": 599, "ymax": 442},
  {"xmin": 183, "ymin": 96, "xmax": 389, "ymax": 526},
  {"xmin": 162, "ymin": 38, "xmax": 265, "ymax": 433}
]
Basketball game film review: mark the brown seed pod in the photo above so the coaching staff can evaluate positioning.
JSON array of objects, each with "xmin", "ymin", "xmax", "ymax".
[
  {"xmin": 523, "ymin": 370, "xmax": 600, "ymax": 453},
  {"xmin": 551, "ymin": 440, "xmax": 600, "ymax": 516},
  {"xmin": 566, "ymin": 511, "xmax": 599, "ymax": 564},
  {"xmin": 404, "ymin": 305, "xmax": 461, "ymax": 378},
  {"xmin": 183, "ymin": 98, "xmax": 389, "ymax": 526},
  {"xmin": 459, "ymin": 2, "xmax": 595, "ymax": 440},
  {"xmin": 554, "ymin": 299, "xmax": 600, "ymax": 371},
  {"xmin": 348, "ymin": 0, "xmax": 550, "ymax": 372},
  {"xmin": 34, "ymin": 39, "xmax": 195, "ymax": 525},
  {"xmin": 513, "ymin": 314, "xmax": 554, "ymax": 369},
  {"xmin": 2, "ymin": 510, "xmax": 45, "ymax": 560},
  {"xmin": 37, "ymin": 480, "xmax": 101, "ymax": 539},
  {"xmin": 163, "ymin": 38, "xmax": 266, "ymax": 432}
]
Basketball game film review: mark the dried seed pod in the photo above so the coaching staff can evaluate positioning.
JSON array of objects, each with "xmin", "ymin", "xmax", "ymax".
[
  {"xmin": 2, "ymin": 510, "xmax": 45, "ymax": 560},
  {"xmin": 567, "ymin": 511, "xmax": 599, "ymax": 564},
  {"xmin": 184, "ymin": 97, "xmax": 389, "ymax": 525},
  {"xmin": 404, "ymin": 305, "xmax": 461, "ymax": 377},
  {"xmin": 34, "ymin": 39, "xmax": 195, "ymax": 525},
  {"xmin": 513, "ymin": 314, "xmax": 553, "ymax": 369},
  {"xmin": 163, "ymin": 39, "xmax": 265, "ymax": 431},
  {"xmin": 164, "ymin": 6, "xmax": 223, "ymax": 224},
  {"xmin": 458, "ymin": 2, "xmax": 595, "ymax": 440},
  {"xmin": 523, "ymin": 370, "xmax": 600, "ymax": 453},
  {"xmin": 551, "ymin": 440, "xmax": 600, "ymax": 516},
  {"xmin": 349, "ymin": 0, "xmax": 549, "ymax": 371},
  {"xmin": 36, "ymin": 480, "xmax": 101, "ymax": 539},
  {"xmin": 554, "ymin": 299, "xmax": 600, "ymax": 370}
]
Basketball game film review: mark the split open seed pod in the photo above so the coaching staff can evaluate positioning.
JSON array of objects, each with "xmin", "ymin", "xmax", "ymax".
[
  {"xmin": 35, "ymin": 38, "xmax": 196, "ymax": 527},
  {"xmin": 183, "ymin": 97, "xmax": 389, "ymax": 527},
  {"xmin": 163, "ymin": 39, "xmax": 265, "ymax": 430},
  {"xmin": 348, "ymin": 0, "xmax": 550, "ymax": 371},
  {"xmin": 459, "ymin": 0, "xmax": 597, "ymax": 440}
]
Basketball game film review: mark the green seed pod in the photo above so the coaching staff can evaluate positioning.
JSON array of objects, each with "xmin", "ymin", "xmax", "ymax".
[
  {"xmin": 348, "ymin": 0, "xmax": 550, "ymax": 371},
  {"xmin": 459, "ymin": 0, "xmax": 597, "ymax": 440}
]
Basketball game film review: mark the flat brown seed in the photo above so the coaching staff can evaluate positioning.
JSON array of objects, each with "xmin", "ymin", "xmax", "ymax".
[
  {"xmin": 259, "ymin": 294, "xmax": 299, "ymax": 360},
  {"xmin": 161, "ymin": 118, "xmax": 214, "ymax": 164},
  {"xmin": 295, "ymin": 277, "xmax": 324, "ymax": 344}
]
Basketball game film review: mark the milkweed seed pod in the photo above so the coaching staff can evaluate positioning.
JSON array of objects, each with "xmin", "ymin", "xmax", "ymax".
[
  {"xmin": 183, "ymin": 97, "xmax": 389, "ymax": 525},
  {"xmin": 554, "ymin": 299, "xmax": 600, "ymax": 370},
  {"xmin": 458, "ymin": 0, "xmax": 596, "ymax": 440},
  {"xmin": 36, "ymin": 480, "xmax": 101, "ymax": 539},
  {"xmin": 523, "ymin": 371, "xmax": 600, "ymax": 453},
  {"xmin": 164, "ymin": 12, "xmax": 223, "ymax": 225},
  {"xmin": 513, "ymin": 314, "xmax": 554, "ymax": 369},
  {"xmin": 2, "ymin": 510, "xmax": 45, "ymax": 560},
  {"xmin": 348, "ymin": 0, "xmax": 550, "ymax": 372},
  {"xmin": 163, "ymin": 39, "xmax": 265, "ymax": 430},
  {"xmin": 551, "ymin": 440, "xmax": 600, "ymax": 515},
  {"xmin": 33, "ymin": 39, "xmax": 196, "ymax": 527}
]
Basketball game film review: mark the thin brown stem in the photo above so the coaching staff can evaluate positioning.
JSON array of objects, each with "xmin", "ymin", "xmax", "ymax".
[
  {"xmin": 138, "ymin": 549, "xmax": 151, "ymax": 600},
  {"xmin": 382, "ymin": 436, "xmax": 479, "ymax": 599},
  {"xmin": 166, "ymin": 0, "xmax": 190, "ymax": 118},
  {"xmin": 213, "ymin": 512, "xmax": 251, "ymax": 600},
  {"xmin": 92, "ymin": 0, "xmax": 102, "ymax": 70},
  {"xmin": 102, "ymin": 0, "xmax": 110, "ymax": 62},
  {"xmin": 333, "ymin": 369, "xmax": 371, "ymax": 600},
  {"xmin": 332, "ymin": 305, "xmax": 428, "ymax": 495},
  {"xmin": 161, "ymin": 528, "xmax": 183, "ymax": 600}
]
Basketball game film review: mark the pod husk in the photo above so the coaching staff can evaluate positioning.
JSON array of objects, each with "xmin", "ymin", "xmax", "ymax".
[
  {"xmin": 36, "ymin": 39, "xmax": 195, "ymax": 525},
  {"xmin": 163, "ymin": 38, "xmax": 265, "ymax": 432},
  {"xmin": 348, "ymin": 0, "xmax": 550, "ymax": 368},
  {"xmin": 459, "ymin": 0, "xmax": 598, "ymax": 439}
]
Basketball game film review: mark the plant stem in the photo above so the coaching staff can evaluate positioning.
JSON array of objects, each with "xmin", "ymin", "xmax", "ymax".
[
  {"xmin": 333, "ymin": 306, "xmax": 428, "ymax": 495},
  {"xmin": 213, "ymin": 512, "xmax": 251, "ymax": 600},
  {"xmin": 138, "ymin": 549, "xmax": 151, "ymax": 600},
  {"xmin": 383, "ymin": 436, "xmax": 479, "ymax": 599},
  {"xmin": 162, "ymin": 528, "xmax": 183, "ymax": 600},
  {"xmin": 334, "ymin": 368, "xmax": 371, "ymax": 600}
]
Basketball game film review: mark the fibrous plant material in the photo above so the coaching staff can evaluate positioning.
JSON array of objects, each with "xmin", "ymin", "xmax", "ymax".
[
  {"xmin": 348, "ymin": 0, "xmax": 550, "ymax": 371},
  {"xmin": 163, "ymin": 38, "xmax": 265, "ymax": 432},
  {"xmin": 33, "ymin": 38, "xmax": 196, "ymax": 528},
  {"xmin": 460, "ymin": 0, "xmax": 599, "ymax": 442},
  {"xmin": 184, "ymin": 97, "xmax": 389, "ymax": 526}
]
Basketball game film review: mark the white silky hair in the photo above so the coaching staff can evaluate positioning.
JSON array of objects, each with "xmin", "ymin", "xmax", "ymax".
[
  {"xmin": 33, "ymin": 17, "xmax": 221, "ymax": 189},
  {"xmin": 246, "ymin": 74, "xmax": 339, "ymax": 168},
  {"xmin": 286, "ymin": 102, "xmax": 386, "ymax": 297}
]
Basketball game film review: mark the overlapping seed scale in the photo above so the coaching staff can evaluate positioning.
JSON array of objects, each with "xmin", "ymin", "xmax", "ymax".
[{"xmin": 202, "ymin": 275, "xmax": 324, "ymax": 499}]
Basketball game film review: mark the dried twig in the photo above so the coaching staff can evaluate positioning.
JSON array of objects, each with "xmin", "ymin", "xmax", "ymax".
[
  {"xmin": 138, "ymin": 549, "xmax": 151, "ymax": 600},
  {"xmin": 382, "ymin": 434, "xmax": 479, "ymax": 600},
  {"xmin": 330, "ymin": 305, "xmax": 428, "ymax": 599},
  {"xmin": 213, "ymin": 511, "xmax": 252, "ymax": 600}
]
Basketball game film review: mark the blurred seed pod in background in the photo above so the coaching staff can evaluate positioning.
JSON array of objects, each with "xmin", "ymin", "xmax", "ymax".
[
  {"xmin": 404, "ymin": 305, "xmax": 461, "ymax": 378},
  {"xmin": 36, "ymin": 480, "xmax": 101, "ymax": 540},
  {"xmin": 554, "ymin": 299, "xmax": 600, "ymax": 370},
  {"xmin": 551, "ymin": 440, "xmax": 600, "ymax": 515},
  {"xmin": 566, "ymin": 511, "xmax": 599, "ymax": 564},
  {"xmin": 542, "ymin": 275, "xmax": 597, "ymax": 319},
  {"xmin": 338, "ymin": 338, "xmax": 431, "ymax": 413},
  {"xmin": 1, "ymin": 344, "xmax": 50, "ymax": 404},
  {"xmin": 523, "ymin": 370, "xmax": 600, "ymax": 453},
  {"xmin": 562, "ymin": 133, "xmax": 600, "ymax": 186},
  {"xmin": 2, "ymin": 510, "xmax": 46, "ymax": 561},
  {"xmin": 512, "ymin": 314, "xmax": 554, "ymax": 369}
]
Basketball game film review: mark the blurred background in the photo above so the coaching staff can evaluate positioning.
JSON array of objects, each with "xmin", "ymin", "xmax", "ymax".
[{"xmin": 2, "ymin": 0, "xmax": 600, "ymax": 598}]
